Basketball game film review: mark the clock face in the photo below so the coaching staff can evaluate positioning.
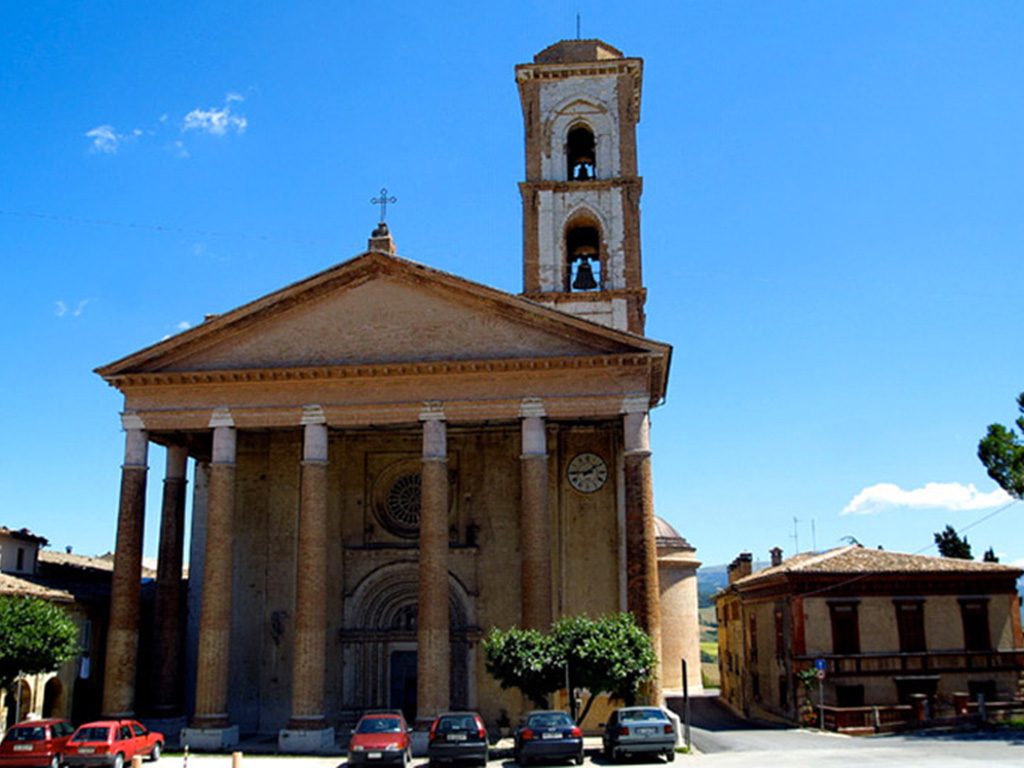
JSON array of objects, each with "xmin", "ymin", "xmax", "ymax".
[{"xmin": 567, "ymin": 452, "xmax": 608, "ymax": 493}]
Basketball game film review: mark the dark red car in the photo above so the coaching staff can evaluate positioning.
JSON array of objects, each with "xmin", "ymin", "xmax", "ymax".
[
  {"xmin": 0, "ymin": 719, "xmax": 75, "ymax": 768},
  {"xmin": 64, "ymin": 721, "xmax": 162, "ymax": 768}
]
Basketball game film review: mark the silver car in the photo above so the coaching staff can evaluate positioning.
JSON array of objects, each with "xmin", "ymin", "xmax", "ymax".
[{"xmin": 601, "ymin": 707, "xmax": 676, "ymax": 762}]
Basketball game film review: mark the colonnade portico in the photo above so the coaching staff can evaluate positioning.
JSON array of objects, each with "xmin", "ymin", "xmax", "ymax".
[{"xmin": 101, "ymin": 390, "xmax": 665, "ymax": 747}]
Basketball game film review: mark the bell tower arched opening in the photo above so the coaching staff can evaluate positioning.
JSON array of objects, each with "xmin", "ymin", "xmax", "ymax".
[
  {"xmin": 566, "ymin": 124, "xmax": 596, "ymax": 181},
  {"xmin": 565, "ymin": 219, "xmax": 603, "ymax": 292}
]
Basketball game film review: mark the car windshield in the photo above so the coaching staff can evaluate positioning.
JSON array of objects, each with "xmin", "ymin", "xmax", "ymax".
[
  {"xmin": 356, "ymin": 718, "xmax": 403, "ymax": 734},
  {"xmin": 6, "ymin": 727, "xmax": 46, "ymax": 742},
  {"xmin": 619, "ymin": 709, "xmax": 666, "ymax": 723},
  {"xmin": 71, "ymin": 728, "xmax": 111, "ymax": 743},
  {"xmin": 527, "ymin": 713, "xmax": 573, "ymax": 729},
  {"xmin": 437, "ymin": 716, "xmax": 477, "ymax": 732}
]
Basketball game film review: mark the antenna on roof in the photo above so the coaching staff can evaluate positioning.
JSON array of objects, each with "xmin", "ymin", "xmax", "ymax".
[
  {"xmin": 791, "ymin": 516, "xmax": 800, "ymax": 554},
  {"xmin": 576, "ymin": 12, "xmax": 581, "ymax": 39},
  {"xmin": 811, "ymin": 518, "xmax": 817, "ymax": 552}
]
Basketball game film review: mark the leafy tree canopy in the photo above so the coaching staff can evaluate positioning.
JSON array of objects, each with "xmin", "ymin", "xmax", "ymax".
[
  {"xmin": 982, "ymin": 547, "xmax": 999, "ymax": 563},
  {"xmin": 978, "ymin": 391, "xmax": 1024, "ymax": 499},
  {"xmin": 934, "ymin": 524, "xmax": 972, "ymax": 560},
  {"xmin": 483, "ymin": 613, "xmax": 657, "ymax": 724},
  {"xmin": 0, "ymin": 596, "xmax": 79, "ymax": 693}
]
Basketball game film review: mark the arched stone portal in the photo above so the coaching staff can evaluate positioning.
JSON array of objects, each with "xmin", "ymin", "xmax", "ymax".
[{"xmin": 342, "ymin": 562, "xmax": 476, "ymax": 721}]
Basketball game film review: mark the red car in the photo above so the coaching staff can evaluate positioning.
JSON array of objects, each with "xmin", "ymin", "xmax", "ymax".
[
  {"xmin": 0, "ymin": 719, "xmax": 75, "ymax": 768},
  {"xmin": 347, "ymin": 712, "xmax": 412, "ymax": 766},
  {"xmin": 64, "ymin": 721, "xmax": 163, "ymax": 768}
]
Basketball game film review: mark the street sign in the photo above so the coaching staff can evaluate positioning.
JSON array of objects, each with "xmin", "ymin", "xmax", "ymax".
[
  {"xmin": 814, "ymin": 658, "xmax": 827, "ymax": 671},
  {"xmin": 816, "ymin": 669, "xmax": 826, "ymax": 680}
]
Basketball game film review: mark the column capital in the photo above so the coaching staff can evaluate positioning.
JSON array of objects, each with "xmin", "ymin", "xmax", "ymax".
[
  {"xmin": 121, "ymin": 411, "xmax": 146, "ymax": 431},
  {"xmin": 301, "ymin": 404, "xmax": 326, "ymax": 425},
  {"xmin": 620, "ymin": 393, "xmax": 650, "ymax": 414},
  {"xmin": 208, "ymin": 407, "xmax": 235, "ymax": 429},
  {"xmin": 519, "ymin": 397, "xmax": 546, "ymax": 418},
  {"xmin": 419, "ymin": 401, "xmax": 446, "ymax": 421}
]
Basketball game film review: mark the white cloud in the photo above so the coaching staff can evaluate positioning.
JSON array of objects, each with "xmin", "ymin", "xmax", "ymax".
[
  {"xmin": 182, "ymin": 94, "xmax": 247, "ymax": 136},
  {"xmin": 841, "ymin": 481, "xmax": 1013, "ymax": 516},
  {"xmin": 85, "ymin": 125, "xmax": 121, "ymax": 154},
  {"xmin": 176, "ymin": 320, "xmax": 191, "ymax": 331},
  {"xmin": 54, "ymin": 298, "xmax": 91, "ymax": 318}
]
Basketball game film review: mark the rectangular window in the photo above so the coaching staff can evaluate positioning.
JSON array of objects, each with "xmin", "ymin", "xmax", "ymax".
[
  {"xmin": 749, "ymin": 615, "xmax": 758, "ymax": 662},
  {"xmin": 959, "ymin": 599, "xmax": 991, "ymax": 651},
  {"xmin": 778, "ymin": 675, "xmax": 788, "ymax": 709},
  {"xmin": 751, "ymin": 672, "xmax": 761, "ymax": 701},
  {"xmin": 829, "ymin": 602, "xmax": 860, "ymax": 655},
  {"xmin": 836, "ymin": 685, "xmax": 865, "ymax": 707},
  {"xmin": 895, "ymin": 600, "xmax": 926, "ymax": 653},
  {"xmin": 774, "ymin": 605, "xmax": 786, "ymax": 658},
  {"xmin": 16, "ymin": 547, "xmax": 25, "ymax": 571}
]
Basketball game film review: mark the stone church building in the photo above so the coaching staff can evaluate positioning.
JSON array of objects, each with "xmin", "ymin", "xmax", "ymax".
[{"xmin": 95, "ymin": 39, "xmax": 700, "ymax": 749}]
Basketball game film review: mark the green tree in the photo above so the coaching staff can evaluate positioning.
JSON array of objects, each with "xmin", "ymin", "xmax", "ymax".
[
  {"xmin": 482, "ymin": 626, "xmax": 561, "ymax": 708},
  {"xmin": 0, "ymin": 596, "xmax": 79, "ymax": 699},
  {"xmin": 982, "ymin": 547, "xmax": 999, "ymax": 563},
  {"xmin": 934, "ymin": 525, "xmax": 972, "ymax": 559},
  {"xmin": 978, "ymin": 391, "xmax": 1024, "ymax": 499},
  {"xmin": 483, "ymin": 613, "xmax": 657, "ymax": 724}
]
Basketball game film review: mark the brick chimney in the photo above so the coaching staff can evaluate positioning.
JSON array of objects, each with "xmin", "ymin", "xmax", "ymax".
[
  {"xmin": 727, "ymin": 552, "xmax": 753, "ymax": 584},
  {"xmin": 770, "ymin": 547, "xmax": 783, "ymax": 567}
]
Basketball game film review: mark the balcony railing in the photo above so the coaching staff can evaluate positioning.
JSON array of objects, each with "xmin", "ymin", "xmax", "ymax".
[{"xmin": 796, "ymin": 649, "xmax": 1024, "ymax": 677}]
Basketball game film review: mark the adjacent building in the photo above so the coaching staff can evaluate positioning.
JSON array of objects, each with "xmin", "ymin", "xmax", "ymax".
[
  {"xmin": 0, "ymin": 527, "xmax": 116, "ymax": 729},
  {"xmin": 716, "ymin": 545, "xmax": 1024, "ymax": 731}
]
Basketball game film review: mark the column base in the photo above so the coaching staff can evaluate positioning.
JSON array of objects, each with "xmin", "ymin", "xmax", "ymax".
[
  {"xmin": 277, "ymin": 727, "xmax": 336, "ymax": 753},
  {"xmin": 142, "ymin": 717, "xmax": 186, "ymax": 746},
  {"xmin": 179, "ymin": 725, "xmax": 239, "ymax": 751}
]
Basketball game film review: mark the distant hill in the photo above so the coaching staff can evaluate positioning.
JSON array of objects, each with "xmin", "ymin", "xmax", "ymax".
[{"xmin": 697, "ymin": 561, "xmax": 769, "ymax": 608}]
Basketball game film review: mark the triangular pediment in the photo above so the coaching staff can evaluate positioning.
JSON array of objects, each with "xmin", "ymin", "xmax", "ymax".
[{"xmin": 98, "ymin": 252, "xmax": 668, "ymax": 376}]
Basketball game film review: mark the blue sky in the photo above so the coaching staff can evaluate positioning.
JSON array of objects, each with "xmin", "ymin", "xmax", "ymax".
[{"xmin": 1, "ymin": 1, "xmax": 1021, "ymax": 570}]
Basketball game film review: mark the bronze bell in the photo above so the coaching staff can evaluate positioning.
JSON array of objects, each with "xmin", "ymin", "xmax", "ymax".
[{"xmin": 572, "ymin": 258, "xmax": 598, "ymax": 290}]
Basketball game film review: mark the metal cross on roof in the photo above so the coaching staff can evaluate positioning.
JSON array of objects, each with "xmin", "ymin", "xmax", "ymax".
[{"xmin": 371, "ymin": 187, "xmax": 398, "ymax": 223}]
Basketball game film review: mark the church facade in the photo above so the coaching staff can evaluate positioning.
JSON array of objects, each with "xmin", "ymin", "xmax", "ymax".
[{"xmin": 95, "ymin": 39, "xmax": 699, "ymax": 749}]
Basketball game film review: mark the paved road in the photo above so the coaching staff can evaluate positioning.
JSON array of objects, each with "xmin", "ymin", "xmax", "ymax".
[{"xmin": 681, "ymin": 692, "xmax": 1024, "ymax": 766}]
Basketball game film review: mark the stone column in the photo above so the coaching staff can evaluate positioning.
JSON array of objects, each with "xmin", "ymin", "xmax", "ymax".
[
  {"xmin": 101, "ymin": 413, "xmax": 148, "ymax": 717},
  {"xmin": 623, "ymin": 405, "xmax": 662, "ymax": 703},
  {"xmin": 187, "ymin": 409, "xmax": 238, "ymax": 746},
  {"xmin": 417, "ymin": 405, "xmax": 450, "ymax": 720},
  {"xmin": 153, "ymin": 445, "xmax": 188, "ymax": 716},
  {"xmin": 520, "ymin": 399, "xmax": 552, "ymax": 630},
  {"xmin": 279, "ymin": 407, "xmax": 335, "ymax": 752}
]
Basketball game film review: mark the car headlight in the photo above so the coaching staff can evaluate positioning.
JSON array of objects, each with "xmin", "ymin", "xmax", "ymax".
[
  {"xmin": 351, "ymin": 745, "xmax": 365, "ymax": 752},
  {"xmin": 384, "ymin": 744, "xmax": 399, "ymax": 750}
]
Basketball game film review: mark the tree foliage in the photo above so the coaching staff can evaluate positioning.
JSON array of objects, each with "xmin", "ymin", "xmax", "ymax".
[
  {"xmin": 982, "ymin": 547, "xmax": 999, "ymax": 563},
  {"xmin": 978, "ymin": 391, "xmax": 1024, "ymax": 500},
  {"xmin": 0, "ymin": 596, "xmax": 80, "ymax": 693},
  {"xmin": 483, "ymin": 613, "xmax": 657, "ymax": 724},
  {"xmin": 934, "ymin": 525, "xmax": 972, "ymax": 560}
]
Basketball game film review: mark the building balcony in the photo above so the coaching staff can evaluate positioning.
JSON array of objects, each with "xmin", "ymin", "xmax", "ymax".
[{"xmin": 796, "ymin": 649, "xmax": 1024, "ymax": 677}]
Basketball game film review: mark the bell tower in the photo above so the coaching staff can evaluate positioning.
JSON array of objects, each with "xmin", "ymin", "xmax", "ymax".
[{"xmin": 516, "ymin": 40, "xmax": 646, "ymax": 334}]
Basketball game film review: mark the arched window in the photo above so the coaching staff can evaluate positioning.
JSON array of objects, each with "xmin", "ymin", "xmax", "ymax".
[
  {"xmin": 565, "ymin": 221, "xmax": 602, "ymax": 291},
  {"xmin": 566, "ymin": 125, "xmax": 596, "ymax": 181}
]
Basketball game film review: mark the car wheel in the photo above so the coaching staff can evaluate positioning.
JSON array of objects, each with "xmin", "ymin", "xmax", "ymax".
[
  {"xmin": 150, "ymin": 743, "xmax": 162, "ymax": 763},
  {"xmin": 666, "ymin": 750, "xmax": 675, "ymax": 763},
  {"xmin": 575, "ymin": 752, "xmax": 584, "ymax": 766},
  {"xmin": 113, "ymin": 754, "xmax": 124, "ymax": 768},
  {"xmin": 49, "ymin": 756, "xmax": 60, "ymax": 768}
]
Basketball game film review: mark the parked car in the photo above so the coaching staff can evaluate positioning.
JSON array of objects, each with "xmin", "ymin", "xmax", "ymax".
[
  {"xmin": 0, "ymin": 719, "xmax": 75, "ymax": 768},
  {"xmin": 427, "ymin": 712, "xmax": 488, "ymax": 767},
  {"xmin": 514, "ymin": 710, "xmax": 583, "ymax": 766},
  {"xmin": 347, "ymin": 712, "xmax": 412, "ymax": 766},
  {"xmin": 601, "ymin": 707, "xmax": 675, "ymax": 762},
  {"xmin": 64, "ymin": 721, "xmax": 162, "ymax": 768}
]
